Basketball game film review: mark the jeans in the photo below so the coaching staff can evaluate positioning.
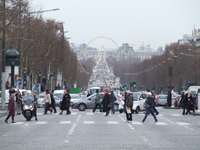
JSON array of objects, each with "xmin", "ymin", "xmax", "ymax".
[
  {"xmin": 123, "ymin": 103, "xmax": 126, "ymax": 113},
  {"xmin": 45, "ymin": 103, "xmax": 52, "ymax": 114},
  {"xmin": 93, "ymin": 103, "xmax": 102, "ymax": 112},
  {"xmin": 6, "ymin": 115, "xmax": 14, "ymax": 121},
  {"xmin": 142, "ymin": 107, "xmax": 157, "ymax": 122},
  {"xmin": 110, "ymin": 102, "xmax": 115, "ymax": 113}
]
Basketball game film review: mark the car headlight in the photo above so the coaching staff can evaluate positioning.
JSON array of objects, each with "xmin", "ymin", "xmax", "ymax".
[{"xmin": 24, "ymin": 105, "xmax": 29, "ymax": 109}]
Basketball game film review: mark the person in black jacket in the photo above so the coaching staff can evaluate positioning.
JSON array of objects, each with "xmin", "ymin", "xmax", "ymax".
[
  {"xmin": 142, "ymin": 92, "xmax": 158, "ymax": 123},
  {"xmin": 185, "ymin": 92, "xmax": 193, "ymax": 115},
  {"xmin": 87, "ymin": 91, "xmax": 90, "ymax": 97},
  {"xmin": 59, "ymin": 90, "xmax": 71, "ymax": 115},
  {"xmin": 49, "ymin": 91, "xmax": 57, "ymax": 113},
  {"xmin": 102, "ymin": 90, "xmax": 110, "ymax": 116}
]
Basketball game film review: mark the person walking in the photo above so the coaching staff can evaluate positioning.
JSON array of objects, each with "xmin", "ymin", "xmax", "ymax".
[
  {"xmin": 15, "ymin": 90, "xmax": 22, "ymax": 115},
  {"xmin": 49, "ymin": 91, "xmax": 57, "ymax": 113},
  {"xmin": 182, "ymin": 93, "xmax": 188, "ymax": 115},
  {"xmin": 5, "ymin": 94, "xmax": 16, "ymax": 123},
  {"xmin": 33, "ymin": 90, "xmax": 38, "ymax": 121},
  {"xmin": 102, "ymin": 90, "xmax": 110, "ymax": 116},
  {"xmin": 59, "ymin": 90, "xmax": 71, "ymax": 115},
  {"xmin": 126, "ymin": 90, "xmax": 133, "ymax": 122},
  {"xmin": 152, "ymin": 92, "xmax": 159, "ymax": 115},
  {"xmin": 9, "ymin": 86, "xmax": 16, "ymax": 96},
  {"xmin": 123, "ymin": 89, "xmax": 127, "ymax": 113},
  {"xmin": 87, "ymin": 91, "xmax": 91, "ymax": 97},
  {"xmin": 110, "ymin": 90, "xmax": 116, "ymax": 114},
  {"xmin": 92, "ymin": 90, "xmax": 102, "ymax": 113},
  {"xmin": 142, "ymin": 92, "xmax": 158, "ymax": 123},
  {"xmin": 42, "ymin": 89, "xmax": 52, "ymax": 115},
  {"xmin": 185, "ymin": 92, "xmax": 193, "ymax": 115}
]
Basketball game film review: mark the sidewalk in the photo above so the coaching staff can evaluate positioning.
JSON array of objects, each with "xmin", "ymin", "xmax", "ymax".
[{"xmin": 0, "ymin": 104, "xmax": 8, "ymax": 119}]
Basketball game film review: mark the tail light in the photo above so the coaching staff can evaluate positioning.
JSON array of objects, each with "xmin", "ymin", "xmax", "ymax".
[{"xmin": 118, "ymin": 99, "xmax": 122, "ymax": 101}]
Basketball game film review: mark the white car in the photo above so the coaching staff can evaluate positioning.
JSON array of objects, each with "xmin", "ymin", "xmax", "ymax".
[
  {"xmin": 118, "ymin": 92, "xmax": 147, "ymax": 113},
  {"xmin": 37, "ymin": 92, "xmax": 45, "ymax": 108}
]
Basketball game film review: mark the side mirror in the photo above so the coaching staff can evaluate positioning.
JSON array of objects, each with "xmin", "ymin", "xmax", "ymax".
[{"xmin": 88, "ymin": 98, "xmax": 91, "ymax": 100}]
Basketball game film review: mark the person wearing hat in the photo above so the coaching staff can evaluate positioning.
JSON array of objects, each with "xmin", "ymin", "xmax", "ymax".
[
  {"xmin": 125, "ymin": 90, "xmax": 133, "ymax": 122},
  {"xmin": 110, "ymin": 90, "xmax": 116, "ymax": 114},
  {"xmin": 142, "ymin": 92, "xmax": 158, "ymax": 123}
]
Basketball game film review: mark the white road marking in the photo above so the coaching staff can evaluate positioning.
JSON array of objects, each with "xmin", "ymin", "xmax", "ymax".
[
  {"xmin": 11, "ymin": 122, "xmax": 24, "ymax": 125},
  {"xmin": 171, "ymin": 114, "xmax": 181, "ymax": 117},
  {"xmin": 107, "ymin": 121, "xmax": 119, "ymax": 124},
  {"xmin": 128, "ymin": 124, "xmax": 134, "ymax": 130},
  {"xmin": 155, "ymin": 122, "xmax": 167, "ymax": 125},
  {"xmin": 84, "ymin": 121, "xmax": 95, "ymax": 124},
  {"xmin": 35, "ymin": 121, "xmax": 47, "ymax": 124},
  {"xmin": 3, "ymin": 134, "xmax": 9, "ymax": 137},
  {"xmin": 86, "ymin": 113, "xmax": 94, "ymax": 115},
  {"xmin": 71, "ymin": 113, "xmax": 77, "ymax": 115},
  {"xmin": 65, "ymin": 140, "xmax": 69, "ymax": 143},
  {"xmin": 60, "ymin": 121, "xmax": 71, "ymax": 124},
  {"xmin": 132, "ymin": 122, "xmax": 143, "ymax": 125},
  {"xmin": 176, "ymin": 122, "xmax": 191, "ymax": 126}
]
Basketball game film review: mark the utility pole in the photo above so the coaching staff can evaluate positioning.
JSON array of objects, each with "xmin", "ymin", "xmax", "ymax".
[{"xmin": 1, "ymin": 0, "xmax": 6, "ymax": 108}]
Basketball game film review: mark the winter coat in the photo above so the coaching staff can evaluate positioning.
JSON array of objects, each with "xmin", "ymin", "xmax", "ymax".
[
  {"xmin": 50, "ymin": 94, "xmax": 55, "ymax": 105},
  {"xmin": 126, "ymin": 94, "xmax": 133, "ymax": 107},
  {"xmin": 95, "ymin": 93, "xmax": 101, "ymax": 104},
  {"xmin": 145, "ymin": 96, "xmax": 154, "ymax": 108},
  {"xmin": 110, "ymin": 93, "xmax": 116, "ymax": 103},
  {"xmin": 102, "ymin": 93, "xmax": 110, "ymax": 112},
  {"xmin": 42, "ymin": 93, "xmax": 51, "ymax": 104},
  {"xmin": 9, "ymin": 89, "xmax": 16, "ymax": 96},
  {"xmin": 8, "ymin": 98, "xmax": 15, "ymax": 116},
  {"xmin": 60, "ymin": 93, "xmax": 71, "ymax": 110}
]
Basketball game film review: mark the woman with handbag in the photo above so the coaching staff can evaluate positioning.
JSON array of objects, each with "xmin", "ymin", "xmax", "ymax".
[
  {"xmin": 126, "ymin": 90, "xmax": 133, "ymax": 122},
  {"xmin": 142, "ymin": 92, "xmax": 158, "ymax": 123},
  {"xmin": 59, "ymin": 90, "xmax": 71, "ymax": 115},
  {"xmin": 102, "ymin": 90, "xmax": 110, "ymax": 116}
]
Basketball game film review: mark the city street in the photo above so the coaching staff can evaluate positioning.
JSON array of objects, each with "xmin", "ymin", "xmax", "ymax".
[{"xmin": 0, "ymin": 107, "xmax": 200, "ymax": 150}]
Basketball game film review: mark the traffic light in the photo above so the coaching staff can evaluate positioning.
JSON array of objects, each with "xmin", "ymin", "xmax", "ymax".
[
  {"xmin": 23, "ymin": 70, "xmax": 27, "ymax": 87},
  {"xmin": 133, "ymin": 82, "xmax": 136, "ymax": 87},
  {"xmin": 124, "ymin": 85, "xmax": 127, "ymax": 89}
]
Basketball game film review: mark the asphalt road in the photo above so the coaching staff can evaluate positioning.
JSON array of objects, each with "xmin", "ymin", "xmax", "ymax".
[{"xmin": 0, "ymin": 107, "xmax": 200, "ymax": 150}]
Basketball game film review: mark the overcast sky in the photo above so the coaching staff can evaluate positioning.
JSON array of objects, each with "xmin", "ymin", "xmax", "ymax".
[{"xmin": 30, "ymin": 0, "xmax": 200, "ymax": 50}]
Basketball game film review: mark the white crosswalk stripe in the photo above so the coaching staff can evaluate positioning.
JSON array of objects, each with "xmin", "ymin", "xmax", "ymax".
[
  {"xmin": 60, "ymin": 121, "xmax": 71, "ymax": 124},
  {"xmin": 132, "ymin": 121, "xmax": 143, "ymax": 125},
  {"xmin": 176, "ymin": 122, "xmax": 191, "ymax": 126},
  {"xmin": 171, "ymin": 114, "xmax": 181, "ymax": 117},
  {"xmin": 35, "ymin": 121, "xmax": 47, "ymax": 124},
  {"xmin": 107, "ymin": 121, "xmax": 119, "ymax": 124},
  {"xmin": 156, "ymin": 122, "xmax": 167, "ymax": 125},
  {"xmin": 84, "ymin": 121, "xmax": 95, "ymax": 124},
  {"xmin": 11, "ymin": 122, "xmax": 24, "ymax": 125}
]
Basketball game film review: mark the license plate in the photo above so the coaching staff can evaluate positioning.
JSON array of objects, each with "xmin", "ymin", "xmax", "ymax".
[{"xmin": 162, "ymin": 103, "xmax": 165, "ymax": 105}]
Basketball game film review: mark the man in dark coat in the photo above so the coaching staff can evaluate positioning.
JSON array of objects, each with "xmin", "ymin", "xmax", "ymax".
[
  {"xmin": 59, "ymin": 90, "xmax": 71, "ymax": 115},
  {"xmin": 124, "ymin": 89, "xmax": 127, "ymax": 113},
  {"xmin": 102, "ymin": 90, "xmax": 110, "ymax": 116},
  {"xmin": 5, "ymin": 94, "xmax": 16, "ymax": 123},
  {"xmin": 182, "ymin": 93, "xmax": 188, "ymax": 115},
  {"xmin": 9, "ymin": 86, "xmax": 16, "ymax": 96},
  {"xmin": 49, "ymin": 91, "xmax": 57, "ymax": 113},
  {"xmin": 126, "ymin": 90, "xmax": 133, "ymax": 122}
]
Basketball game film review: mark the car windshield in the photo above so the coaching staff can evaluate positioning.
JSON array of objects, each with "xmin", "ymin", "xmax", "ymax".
[
  {"xmin": 39, "ymin": 94, "xmax": 45, "ymax": 98},
  {"xmin": 70, "ymin": 94, "xmax": 80, "ymax": 99},
  {"xmin": 54, "ymin": 93, "xmax": 64, "ymax": 99},
  {"xmin": 90, "ymin": 89, "xmax": 100, "ymax": 95},
  {"xmin": 158, "ymin": 95, "xmax": 167, "ymax": 99},
  {"xmin": 131, "ymin": 93, "xmax": 140, "ymax": 101}
]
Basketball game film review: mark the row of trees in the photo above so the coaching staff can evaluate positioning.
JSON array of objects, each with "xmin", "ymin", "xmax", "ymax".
[
  {"xmin": 0, "ymin": 0, "xmax": 79, "ymax": 91},
  {"xmin": 113, "ymin": 43, "xmax": 200, "ymax": 93}
]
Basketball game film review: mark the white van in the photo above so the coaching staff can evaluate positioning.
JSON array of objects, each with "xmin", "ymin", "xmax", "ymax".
[
  {"xmin": 188, "ymin": 86, "xmax": 200, "ymax": 96},
  {"xmin": 53, "ymin": 90, "xmax": 65, "ymax": 99},
  {"xmin": 89, "ymin": 87, "xmax": 101, "ymax": 95},
  {"xmin": 0, "ymin": 90, "xmax": 11, "ymax": 104}
]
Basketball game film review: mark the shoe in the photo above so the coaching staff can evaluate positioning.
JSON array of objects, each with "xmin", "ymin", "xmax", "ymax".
[
  {"xmin": 59, "ymin": 113, "xmax": 62, "ymax": 115},
  {"xmin": 141, "ymin": 121, "xmax": 144, "ymax": 123},
  {"xmin": 35, "ymin": 118, "xmax": 38, "ymax": 121},
  {"xmin": 43, "ymin": 113, "xmax": 47, "ymax": 115},
  {"xmin": 50, "ymin": 110, "xmax": 53, "ymax": 114},
  {"xmin": 156, "ymin": 112, "xmax": 159, "ymax": 115},
  {"xmin": 54, "ymin": 112, "xmax": 57, "ymax": 113},
  {"xmin": 12, "ymin": 121, "xmax": 16, "ymax": 123},
  {"xmin": 17, "ymin": 113, "xmax": 20, "ymax": 115},
  {"xmin": 155, "ymin": 121, "xmax": 158, "ymax": 123},
  {"xmin": 5, "ymin": 120, "xmax": 8, "ymax": 124}
]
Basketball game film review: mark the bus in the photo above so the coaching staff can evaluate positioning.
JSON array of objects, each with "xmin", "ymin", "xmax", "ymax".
[{"xmin": 102, "ymin": 86, "xmax": 112, "ymax": 93}]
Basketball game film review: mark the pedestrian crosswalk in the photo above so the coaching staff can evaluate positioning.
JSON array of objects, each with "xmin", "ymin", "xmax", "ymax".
[{"xmin": 6, "ymin": 121, "xmax": 192, "ymax": 126}]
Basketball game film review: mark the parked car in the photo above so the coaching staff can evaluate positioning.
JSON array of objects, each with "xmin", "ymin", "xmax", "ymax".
[
  {"xmin": 156, "ymin": 94, "xmax": 168, "ymax": 106},
  {"xmin": 37, "ymin": 92, "xmax": 45, "ymax": 108},
  {"xmin": 71, "ymin": 93, "xmax": 104, "ymax": 111},
  {"xmin": 70, "ymin": 94, "xmax": 82, "ymax": 106}
]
